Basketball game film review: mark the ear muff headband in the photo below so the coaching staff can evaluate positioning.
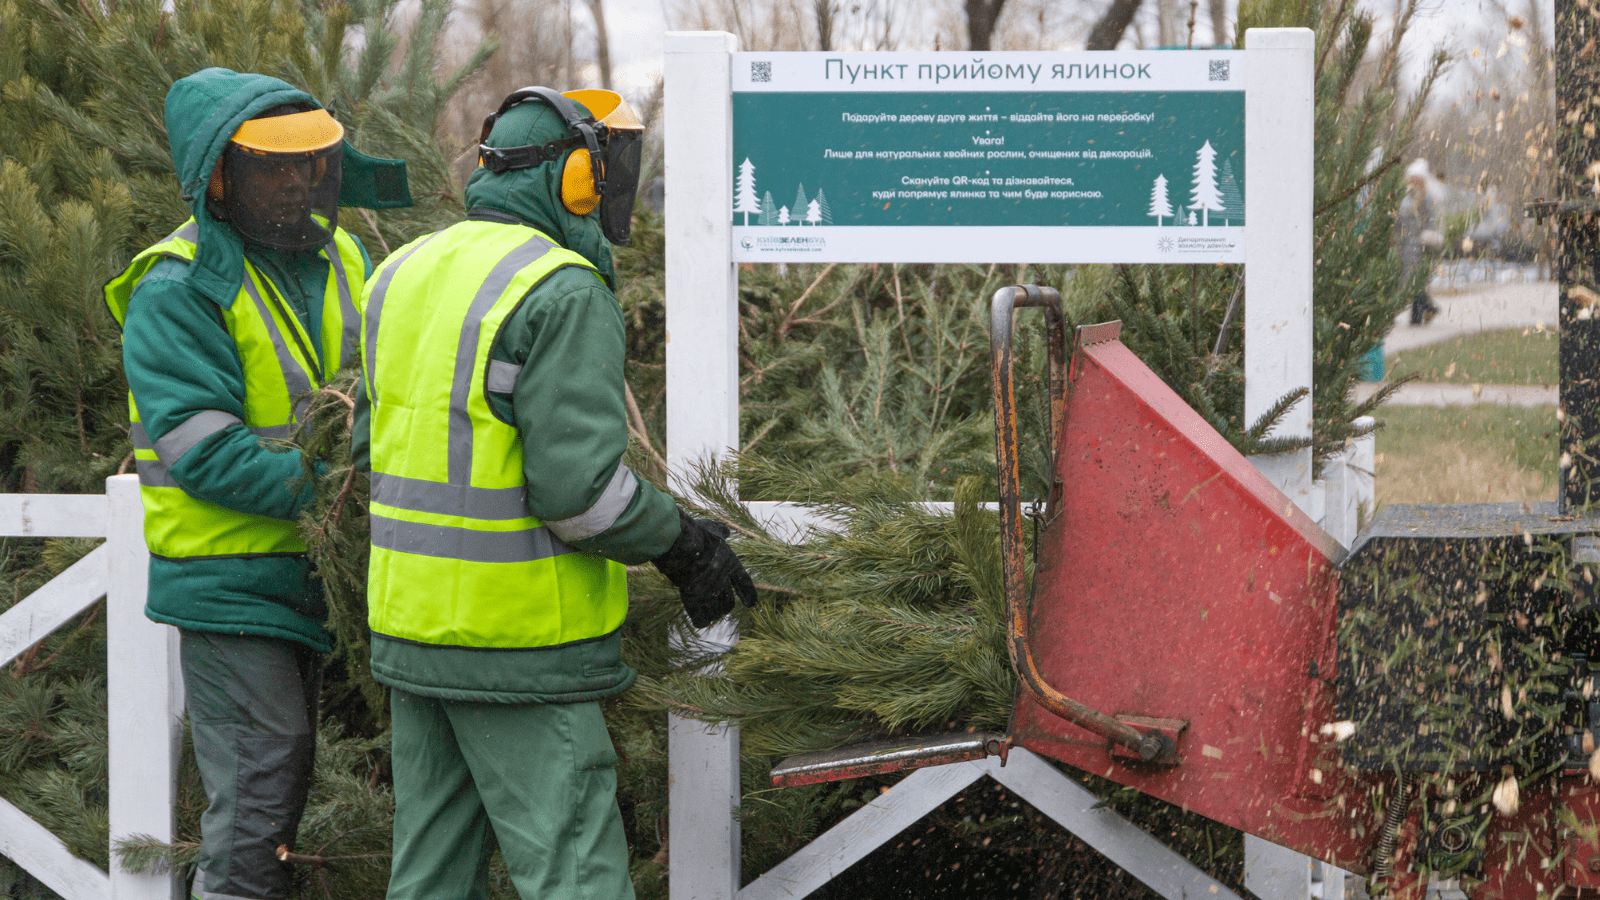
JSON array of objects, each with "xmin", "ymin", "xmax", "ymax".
[{"xmin": 478, "ymin": 86, "xmax": 606, "ymax": 216}]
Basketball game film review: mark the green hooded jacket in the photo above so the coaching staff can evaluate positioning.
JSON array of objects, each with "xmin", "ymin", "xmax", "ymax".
[
  {"xmin": 116, "ymin": 68, "xmax": 406, "ymax": 650},
  {"xmin": 352, "ymin": 98, "xmax": 682, "ymax": 702}
]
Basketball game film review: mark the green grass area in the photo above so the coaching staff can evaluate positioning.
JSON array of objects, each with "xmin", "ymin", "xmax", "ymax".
[
  {"xmin": 1385, "ymin": 328, "xmax": 1557, "ymax": 385},
  {"xmin": 1373, "ymin": 404, "xmax": 1559, "ymax": 504}
]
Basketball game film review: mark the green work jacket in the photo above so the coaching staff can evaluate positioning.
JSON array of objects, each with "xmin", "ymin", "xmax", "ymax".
[{"xmin": 106, "ymin": 219, "xmax": 367, "ymax": 648}]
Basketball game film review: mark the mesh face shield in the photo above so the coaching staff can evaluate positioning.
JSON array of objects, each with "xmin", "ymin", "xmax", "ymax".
[
  {"xmin": 217, "ymin": 109, "xmax": 345, "ymax": 252},
  {"xmin": 595, "ymin": 126, "xmax": 642, "ymax": 245},
  {"xmin": 477, "ymin": 88, "xmax": 645, "ymax": 246},
  {"xmin": 565, "ymin": 90, "xmax": 645, "ymax": 246}
]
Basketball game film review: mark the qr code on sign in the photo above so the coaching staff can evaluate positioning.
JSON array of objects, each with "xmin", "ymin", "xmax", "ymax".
[
  {"xmin": 1209, "ymin": 59, "xmax": 1230, "ymax": 81},
  {"xmin": 752, "ymin": 60, "xmax": 772, "ymax": 82}
]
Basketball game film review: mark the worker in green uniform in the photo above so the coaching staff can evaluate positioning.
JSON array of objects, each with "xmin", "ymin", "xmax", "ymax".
[
  {"xmin": 352, "ymin": 86, "xmax": 757, "ymax": 900},
  {"xmin": 104, "ymin": 68, "xmax": 410, "ymax": 900}
]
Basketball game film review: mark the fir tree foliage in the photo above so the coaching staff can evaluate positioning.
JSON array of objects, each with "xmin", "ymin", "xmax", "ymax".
[
  {"xmin": 0, "ymin": 0, "xmax": 483, "ymax": 895},
  {"xmin": 1097, "ymin": 0, "xmax": 1448, "ymax": 469}
]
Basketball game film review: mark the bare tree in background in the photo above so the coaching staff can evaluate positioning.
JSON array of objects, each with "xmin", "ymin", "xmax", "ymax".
[
  {"xmin": 444, "ymin": 0, "xmax": 594, "ymax": 180},
  {"xmin": 1085, "ymin": 0, "xmax": 1143, "ymax": 49},
  {"xmin": 965, "ymin": 0, "xmax": 1006, "ymax": 49},
  {"xmin": 668, "ymin": 0, "xmax": 896, "ymax": 50},
  {"xmin": 814, "ymin": 0, "xmax": 836, "ymax": 50},
  {"xmin": 1410, "ymin": 0, "xmax": 1554, "ymax": 260},
  {"xmin": 1210, "ymin": 0, "xmax": 1230, "ymax": 46},
  {"xmin": 588, "ymin": 0, "xmax": 615, "ymax": 89},
  {"xmin": 1155, "ymin": 0, "xmax": 1179, "ymax": 46}
]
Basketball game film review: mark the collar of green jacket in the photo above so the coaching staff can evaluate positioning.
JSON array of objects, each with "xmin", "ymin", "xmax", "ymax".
[
  {"xmin": 463, "ymin": 98, "xmax": 617, "ymax": 288},
  {"xmin": 164, "ymin": 67, "xmax": 412, "ymax": 309}
]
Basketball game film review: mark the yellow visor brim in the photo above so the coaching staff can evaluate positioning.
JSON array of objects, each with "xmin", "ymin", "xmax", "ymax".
[
  {"xmin": 563, "ymin": 89, "xmax": 644, "ymax": 131},
  {"xmin": 231, "ymin": 109, "xmax": 345, "ymax": 155}
]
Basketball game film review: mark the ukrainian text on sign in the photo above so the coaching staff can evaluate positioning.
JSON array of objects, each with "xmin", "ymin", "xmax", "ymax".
[{"xmin": 731, "ymin": 51, "xmax": 1245, "ymax": 263}]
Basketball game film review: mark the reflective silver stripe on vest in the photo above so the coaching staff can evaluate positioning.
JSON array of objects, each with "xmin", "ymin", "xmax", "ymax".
[
  {"xmin": 250, "ymin": 424, "xmax": 292, "ymax": 440},
  {"xmin": 131, "ymin": 423, "xmax": 152, "ymax": 450},
  {"xmin": 363, "ymin": 234, "xmax": 441, "ymax": 394},
  {"xmin": 241, "ymin": 272, "xmax": 315, "ymax": 421},
  {"xmin": 370, "ymin": 472, "xmax": 529, "ymax": 521},
  {"xmin": 545, "ymin": 465, "xmax": 638, "ymax": 542},
  {"xmin": 168, "ymin": 221, "xmax": 200, "ymax": 245},
  {"xmin": 327, "ymin": 239, "xmax": 359, "ymax": 366},
  {"xmin": 134, "ymin": 457, "xmax": 179, "ymax": 489},
  {"xmin": 449, "ymin": 237, "xmax": 556, "ymax": 484},
  {"xmin": 371, "ymin": 514, "xmax": 577, "ymax": 564},
  {"xmin": 485, "ymin": 359, "xmax": 521, "ymax": 393},
  {"xmin": 153, "ymin": 410, "xmax": 242, "ymax": 463}
]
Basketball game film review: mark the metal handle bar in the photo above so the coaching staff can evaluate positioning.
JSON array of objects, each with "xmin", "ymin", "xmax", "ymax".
[{"xmin": 988, "ymin": 285, "xmax": 1172, "ymax": 764}]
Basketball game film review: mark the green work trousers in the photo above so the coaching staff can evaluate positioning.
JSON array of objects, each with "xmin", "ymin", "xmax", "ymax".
[
  {"xmin": 181, "ymin": 630, "xmax": 321, "ymax": 900},
  {"xmin": 387, "ymin": 689, "xmax": 634, "ymax": 900}
]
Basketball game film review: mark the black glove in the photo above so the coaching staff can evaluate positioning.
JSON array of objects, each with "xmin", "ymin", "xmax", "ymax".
[{"xmin": 652, "ymin": 511, "xmax": 759, "ymax": 628}]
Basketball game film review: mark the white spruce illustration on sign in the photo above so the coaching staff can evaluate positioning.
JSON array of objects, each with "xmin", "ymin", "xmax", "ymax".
[
  {"xmin": 733, "ymin": 163, "xmax": 834, "ymax": 225},
  {"xmin": 808, "ymin": 189, "xmax": 833, "ymax": 224},
  {"xmin": 1189, "ymin": 140, "xmax": 1224, "ymax": 226},
  {"xmin": 1148, "ymin": 174, "xmax": 1173, "ymax": 226},
  {"xmin": 734, "ymin": 158, "xmax": 761, "ymax": 224},
  {"xmin": 1217, "ymin": 159, "xmax": 1243, "ymax": 226}
]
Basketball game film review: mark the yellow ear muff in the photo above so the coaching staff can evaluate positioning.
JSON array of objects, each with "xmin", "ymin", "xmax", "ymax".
[{"xmin": 561, "ymin": 148, "xmax": 601, "ymax": 215}]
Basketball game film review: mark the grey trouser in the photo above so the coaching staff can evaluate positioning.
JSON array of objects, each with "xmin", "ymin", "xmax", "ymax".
[{"xmin": 181, "ymin": 630, "xmax": 321, "ymax": 900}]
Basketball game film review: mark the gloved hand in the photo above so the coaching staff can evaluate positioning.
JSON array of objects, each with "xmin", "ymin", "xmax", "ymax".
[{"xmin": 652, "ymin": 510, "xmax": 759, "ymax": 628}]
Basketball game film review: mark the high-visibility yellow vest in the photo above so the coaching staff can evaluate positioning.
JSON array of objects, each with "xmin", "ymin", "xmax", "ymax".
[
  {"xmin": 360, "ymin": 220, "xmax": 627, "ymax": 650},
  {"xmin": 104, "ymin": 219, "xmax": 366, "ymax": 558}
]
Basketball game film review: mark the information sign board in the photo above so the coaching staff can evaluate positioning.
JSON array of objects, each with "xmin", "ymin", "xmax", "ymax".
[{"xmin": 730, "ymin": 50, "xmax": 1245, "ymax": 263}]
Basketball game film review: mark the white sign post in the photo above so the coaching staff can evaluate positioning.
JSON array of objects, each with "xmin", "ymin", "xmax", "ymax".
[
  {"xmin": 1243, "ymin": 28, "xmax": 1315, "ymax": 506},
  {"xmin": 664, "ymin": 31, "xmax": 743, "ymax": 900},
  {"xmin": 663, "ymin": 28, "xmax": 1317, "ymax": 900}
]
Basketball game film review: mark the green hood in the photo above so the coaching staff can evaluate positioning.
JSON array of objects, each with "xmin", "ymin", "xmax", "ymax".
[
  {"xmin": 463, "ymin": 99, "xmax": 616, "ymax": 286},
  {"xmin": 163, "ymin": 67, "xmax": 412, "ymax": 308}
]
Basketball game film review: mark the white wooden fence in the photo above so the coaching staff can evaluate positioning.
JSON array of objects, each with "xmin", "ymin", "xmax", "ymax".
[
  {"xmin": 0, "ymin": 438, "xmax": 1372, "ymax": 900},
  {"xmin": 0, "ymin": 475, "xmax": 183, "ymax": 900}
]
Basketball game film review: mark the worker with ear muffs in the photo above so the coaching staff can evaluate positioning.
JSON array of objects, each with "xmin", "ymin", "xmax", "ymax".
[
  {"xmin": 104, "ymin": 67, "xmax": 411, "ymax": 900},
  {"xmin": 351, "ymin": 86, "xmax": 758, "ymax": 899}
]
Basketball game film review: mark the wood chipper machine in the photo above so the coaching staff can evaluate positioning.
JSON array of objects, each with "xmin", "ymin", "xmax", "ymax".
[{"xmin": 769, "ymin": 284, "xmax": 1600, "ymax": 900}]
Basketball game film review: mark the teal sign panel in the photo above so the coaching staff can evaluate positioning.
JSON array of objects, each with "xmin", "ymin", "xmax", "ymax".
[
  {"xmin": 734, "ymin": 91, "xmax": 1242, "ymax": 228},
  {"xmin": 729, "ymin": 51, "xmax": 1246, "ymax": 263}
]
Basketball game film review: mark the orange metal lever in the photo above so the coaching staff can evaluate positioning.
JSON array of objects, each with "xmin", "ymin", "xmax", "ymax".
[{"xmin": 988, "ymin": 287, "xmax": 1175, "ymax": 765}]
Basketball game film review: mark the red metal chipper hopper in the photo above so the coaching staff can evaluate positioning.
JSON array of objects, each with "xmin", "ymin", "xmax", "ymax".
[{"xmin": 772, "ymin": 285, "xmax": 1600, "ymax": 900}]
